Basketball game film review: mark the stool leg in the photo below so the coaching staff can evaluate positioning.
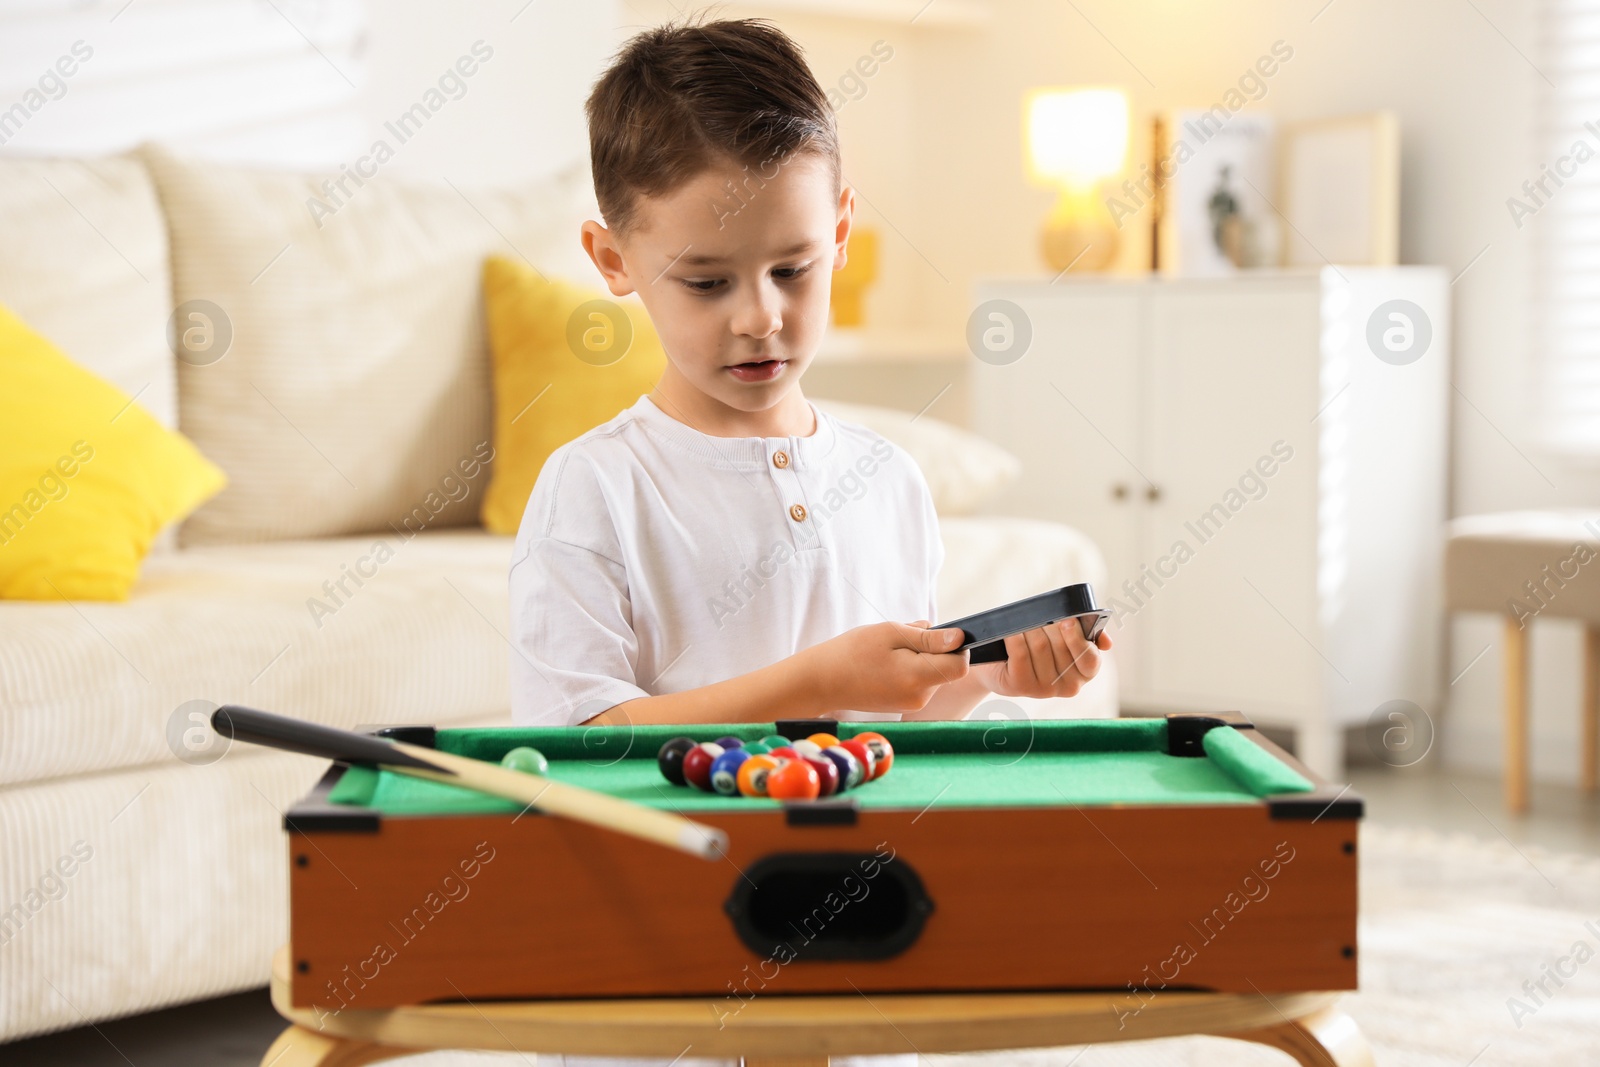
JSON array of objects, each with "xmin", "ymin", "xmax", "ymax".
[
  {"xmin": 1230, "ymin": 1004, "xmax": 1375, "ymax": 1066},
  {"xmin": 1585, "ymin": 625, "xmax": 1600, "ymax": 794},
  {"xmin": 259, "ymin": 1024, "xmax": 414, "ymax": 1067},
  {"xmin": 1504, "ymin": 615, "xmax": 1529, "ymax": 814}
]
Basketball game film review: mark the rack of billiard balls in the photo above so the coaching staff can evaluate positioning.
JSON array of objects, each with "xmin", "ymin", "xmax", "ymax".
[{"xmin": 657, "ymin": 732, "xmax": 894, "ymax": 800}]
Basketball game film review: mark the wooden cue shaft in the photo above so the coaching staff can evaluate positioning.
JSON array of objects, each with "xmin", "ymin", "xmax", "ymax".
[{"xmin": 387, "ymin": 741, "xmax": 730, "ymax": 862}]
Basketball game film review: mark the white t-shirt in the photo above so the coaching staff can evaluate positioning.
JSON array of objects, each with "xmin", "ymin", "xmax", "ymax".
[
  {"xmin": 510, "ymin": 393, "xmax": 943, "ymax": 726},
  {"xmin": 509, "ymin": 393, "xmax": 927, "ymax": 1067}
]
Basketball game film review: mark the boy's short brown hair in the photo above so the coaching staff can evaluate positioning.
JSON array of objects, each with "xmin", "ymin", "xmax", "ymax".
[{"xmin": 585, "ymin": 18, "xmax": 840, "ymax": 237}]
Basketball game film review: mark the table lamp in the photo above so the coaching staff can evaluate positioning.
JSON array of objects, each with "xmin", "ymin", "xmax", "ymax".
[{"xmin": 1025, "ymin": 87, "xmax": 1129, "ymax": 273}]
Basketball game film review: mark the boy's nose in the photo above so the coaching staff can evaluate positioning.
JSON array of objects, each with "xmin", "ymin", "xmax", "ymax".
[{"xmin": 731, "ymin": 285, "xmax": 782, "ymax": 339}]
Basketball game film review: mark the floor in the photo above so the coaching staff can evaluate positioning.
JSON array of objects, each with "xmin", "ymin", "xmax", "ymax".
[{"xmin": 6, "ymin": 764, "xmax": 1599, "ymax": 1066}]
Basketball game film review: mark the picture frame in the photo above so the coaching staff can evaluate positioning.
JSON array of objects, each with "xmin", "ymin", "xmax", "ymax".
[
  {"xmin": 1278, "ymin": 112, "xmax": 1400, "ymax": 267},
  {"xmin": 1154, "ymin": 110, "xmax": 1280, "ymax": 276}
]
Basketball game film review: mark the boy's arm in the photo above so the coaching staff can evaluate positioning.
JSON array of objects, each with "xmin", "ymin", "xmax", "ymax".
[
  {"xmin": 898, "ymin": 671, "xmax": 990, "ymax": 721},
  {"xmin": 590, "ymin": 652, "xmax": 825, "ymax": 726},
  {"xmin": 587, "ymin": 622, "xmax": 970, "ymax": 727}
]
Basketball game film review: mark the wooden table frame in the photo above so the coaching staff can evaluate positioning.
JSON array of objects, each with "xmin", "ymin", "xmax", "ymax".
[{"xmin": 262, "ymin": 948, "xmax": 1373, "ymax": 1066}]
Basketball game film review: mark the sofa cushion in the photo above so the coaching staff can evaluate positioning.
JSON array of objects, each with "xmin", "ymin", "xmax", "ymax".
[
  {"xmin": 480, "ymin": 257, "xmax": 667, "ymax": 535},
  {"xmin": 0, "ymin": 303, "xmax": 225, "ymax": 600},
  {"xmin": 0, "ymin": 529, "xmax": 516, "ymax": 788},
  {"xmin": 814, "ymin": 399, "xmax": 1023, "ymax": 516},
  {"xmin": 1446, "ymin": 510, "xmax": 1600, "ymax": 619},
  {"xmin": 139, "ymin": 144, "xmax": 601, "ymax": 547},
  {"xmin": 0, "ymin": 154, "xmax": 176, "ymax": 429}
]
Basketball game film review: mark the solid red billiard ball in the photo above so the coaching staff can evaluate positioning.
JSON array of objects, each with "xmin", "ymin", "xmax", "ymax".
[
  {"xmin": 768, "ymin": 745, "xmax": 800, "ymax": 762},
  {"xmin": 854, "ymin": 732, "xmax": 894, "ymax": 779},
  {"xmin": 767, "ymin": 758, "xmax": 820, "ymax": 800},
  {"xmin": 681, "ymin": 742, "xmax": 725, "ymax": 792},
  {"xmin": 803, "ymin": 755, "xmax": 841, "ymax": 797},
  {"xmin": 838, "ymin": 740, "xmax": 876, "ymax": 787}
]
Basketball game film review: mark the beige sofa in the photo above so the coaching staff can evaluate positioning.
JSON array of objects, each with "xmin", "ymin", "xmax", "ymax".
[{"xmin": 0, "ymin": 147, "xmax": 1114, "ymax": 1043}]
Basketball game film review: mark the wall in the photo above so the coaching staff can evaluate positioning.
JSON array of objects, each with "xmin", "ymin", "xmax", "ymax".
[
  {"xmin": 4, "ymin": 0, "xmax": 1586, "ymax": 780},
  {"xmin": 0, "ymin": 0, "xmax": 615, "ymax": 185},
  {"xmin": 631, "ymin": 0, "xmax": 1587, "ymax": 782}
]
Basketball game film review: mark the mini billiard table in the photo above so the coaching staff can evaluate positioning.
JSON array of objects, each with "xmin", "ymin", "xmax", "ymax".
[{"xmin": 283, "ymin": 713, "xmax": 1360, "ymax": 1013}]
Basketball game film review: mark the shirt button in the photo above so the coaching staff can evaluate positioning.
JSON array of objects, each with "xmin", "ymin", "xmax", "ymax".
[
  {"xmin": 773, "ymin": 450, "xmax": 790, "ymax": 469},
  {"xmin": 789, "ymin": 504, "xmax": 807, "ymax": 522}
]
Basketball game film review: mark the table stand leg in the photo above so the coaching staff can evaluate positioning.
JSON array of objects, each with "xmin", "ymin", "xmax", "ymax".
[
  {"xmin": 1584, "ymin": 624, "xmax": 1600, "ymax": 794},
  {"xmin": 259, "ymin": 1024, "xmax": 415, "ymax": 1067},
  {"xmin": 1229, "ymin": 1004, "xmax": 1375, "ymax": 1067},
  {"xmin": 1505, "ymin": 614, "xmax": 1529, "ymax": 814}
]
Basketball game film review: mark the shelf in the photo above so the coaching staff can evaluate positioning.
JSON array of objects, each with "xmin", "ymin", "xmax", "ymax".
[{"xmin": 814, "ymin": 327, "xmax": 968, "ymax": 364}]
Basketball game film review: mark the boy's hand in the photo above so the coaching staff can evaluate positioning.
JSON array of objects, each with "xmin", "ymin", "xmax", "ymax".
[
  {"xmin": 801, "ymin": 620, "xmax": 970, "ymax": 714},
  {"xmin": 969, "ymin": 620, "xmax": 1112, "ymax": 700}
]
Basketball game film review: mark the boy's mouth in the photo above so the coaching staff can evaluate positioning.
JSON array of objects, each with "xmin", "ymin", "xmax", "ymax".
[{"xmin": 726, "ymin": 359, "xmax": 786, "ymax": 383}]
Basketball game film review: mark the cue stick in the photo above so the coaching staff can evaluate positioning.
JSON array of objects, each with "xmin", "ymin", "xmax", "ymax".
[{"xmin": 211, "ymin": 705, "xmax": 729, "ymax": 861}]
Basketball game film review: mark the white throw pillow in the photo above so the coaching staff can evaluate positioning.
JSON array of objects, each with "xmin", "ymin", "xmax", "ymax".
[
  {"xmin": 141, "ymin": 143, "xmax": 600, "ymax": 546},
  {"xmin": 814, "ymin": 399, "xmax": 1022, "ymax": 515},
  {"xmin": 0, "ymin": 154, "xmax": 175, "ymax": 428}
]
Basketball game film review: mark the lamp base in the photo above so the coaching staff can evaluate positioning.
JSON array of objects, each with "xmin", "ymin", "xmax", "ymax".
[{"xmin": 1041, "ymin": 215, "xmax": 1119, "ymax": 274}]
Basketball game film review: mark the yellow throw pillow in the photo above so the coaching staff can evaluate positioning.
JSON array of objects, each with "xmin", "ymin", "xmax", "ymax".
[
  {"xmin": 0, "ymin": 304, "xmax": 226, "ymax": 600},
  {"xmin": 480, "ymin": 257, "xmax": 666, "ymax": 534}
]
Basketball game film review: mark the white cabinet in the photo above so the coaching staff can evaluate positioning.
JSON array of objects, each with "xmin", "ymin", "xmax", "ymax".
[{"xmin": 972, "ymin": 268, "xmax": 1449, "ymax": 775}]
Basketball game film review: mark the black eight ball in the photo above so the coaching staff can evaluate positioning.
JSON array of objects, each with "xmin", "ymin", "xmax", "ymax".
[{"xmin": 657, "ymin": 736, "xmax": 697, "ymax": 786}]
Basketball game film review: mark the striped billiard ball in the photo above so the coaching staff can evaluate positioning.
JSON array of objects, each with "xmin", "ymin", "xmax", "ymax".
[
  {"xmin": 821, "ymin": 747, "xmax": 860, "ymax": 790},
  {"xmin": 804, "ymin": 755, "xmax": 841, "ymax": 797},
  {"xmin": 737, "ymin": 755, "xmax": 781, "ymax": 797},
  {"xmin": 681, "ymin": 742, "xmax": 725, "ymax": 792},
  {"xmin": 854, "ymin": 732, "xmax": 894, "ymax": 778},
  {"xmin": 711, "ymin": 749, "xmax": 752, "ymax": 796}
]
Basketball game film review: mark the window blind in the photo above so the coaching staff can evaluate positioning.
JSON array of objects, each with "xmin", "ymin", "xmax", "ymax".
[{"xmin": 1537, "ymin": 0, "xmax": 1600, "ymax": 452}]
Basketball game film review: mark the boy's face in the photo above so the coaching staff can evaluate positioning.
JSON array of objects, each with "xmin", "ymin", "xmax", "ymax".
[{"xmin": 582, "ymin": 153, "xmax": 851, "ymax": 420}]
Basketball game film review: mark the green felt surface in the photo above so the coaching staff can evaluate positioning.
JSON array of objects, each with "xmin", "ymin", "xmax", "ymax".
[{"xmin": 325, "ymin": 719, "xmax": 1313, "ymax": 816}]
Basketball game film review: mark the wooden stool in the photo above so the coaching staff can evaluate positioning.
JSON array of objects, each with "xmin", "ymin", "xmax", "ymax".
[
  {"xmin": 1446, "ymin": 511, "xmax": 1600, "ymax": 813},
  {"xmin": 262, "ymin": 948, "xmax": 1372, "ymax": 1066}
]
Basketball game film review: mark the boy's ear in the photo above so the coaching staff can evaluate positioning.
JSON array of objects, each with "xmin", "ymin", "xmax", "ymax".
[
  {"xmin": 581, "ymin": 220, "xmax": 638, "ymax": 297},
  {"xmin": 833, "ymin": 185, "xmax": 856, "ymax": 270}
]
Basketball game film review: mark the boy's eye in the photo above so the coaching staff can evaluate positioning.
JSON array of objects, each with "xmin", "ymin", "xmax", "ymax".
[{"xmin": 677, "ymin": 264, "xmax": 811, "ymax": 295}]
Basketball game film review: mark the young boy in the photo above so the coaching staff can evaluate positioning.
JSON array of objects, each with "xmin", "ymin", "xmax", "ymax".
[
  {"xmin": 509, "ymin": 19, "xmax": 1111, "ymax": 1067},
  {"xmin": 510, "ymin": 18, "xmax": 1109, "ymax": 732}
]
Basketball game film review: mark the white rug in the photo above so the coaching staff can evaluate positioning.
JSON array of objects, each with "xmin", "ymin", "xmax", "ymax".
[{"xmin": 390, "ymin": 824, "xmax": 1600, "ymax": 1065}]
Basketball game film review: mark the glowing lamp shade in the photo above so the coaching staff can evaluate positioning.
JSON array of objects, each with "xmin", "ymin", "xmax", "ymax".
[
  {"xmin": 1024, "ymin": 87, "xmax": 1129, "ymax": 273},
  {"xmin": 1026, "ymin": 88, "xmax": 1129, "ymax": 189}
]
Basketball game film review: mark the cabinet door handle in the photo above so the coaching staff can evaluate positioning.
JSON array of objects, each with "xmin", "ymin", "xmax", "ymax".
[
  {"xmin": 1111, "ymin": 483, "xmax": 1129, "ymax": 501},
  {"xmin": 1145, "ymin": 485, "xmax": 1162, "ymax": 502}
]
